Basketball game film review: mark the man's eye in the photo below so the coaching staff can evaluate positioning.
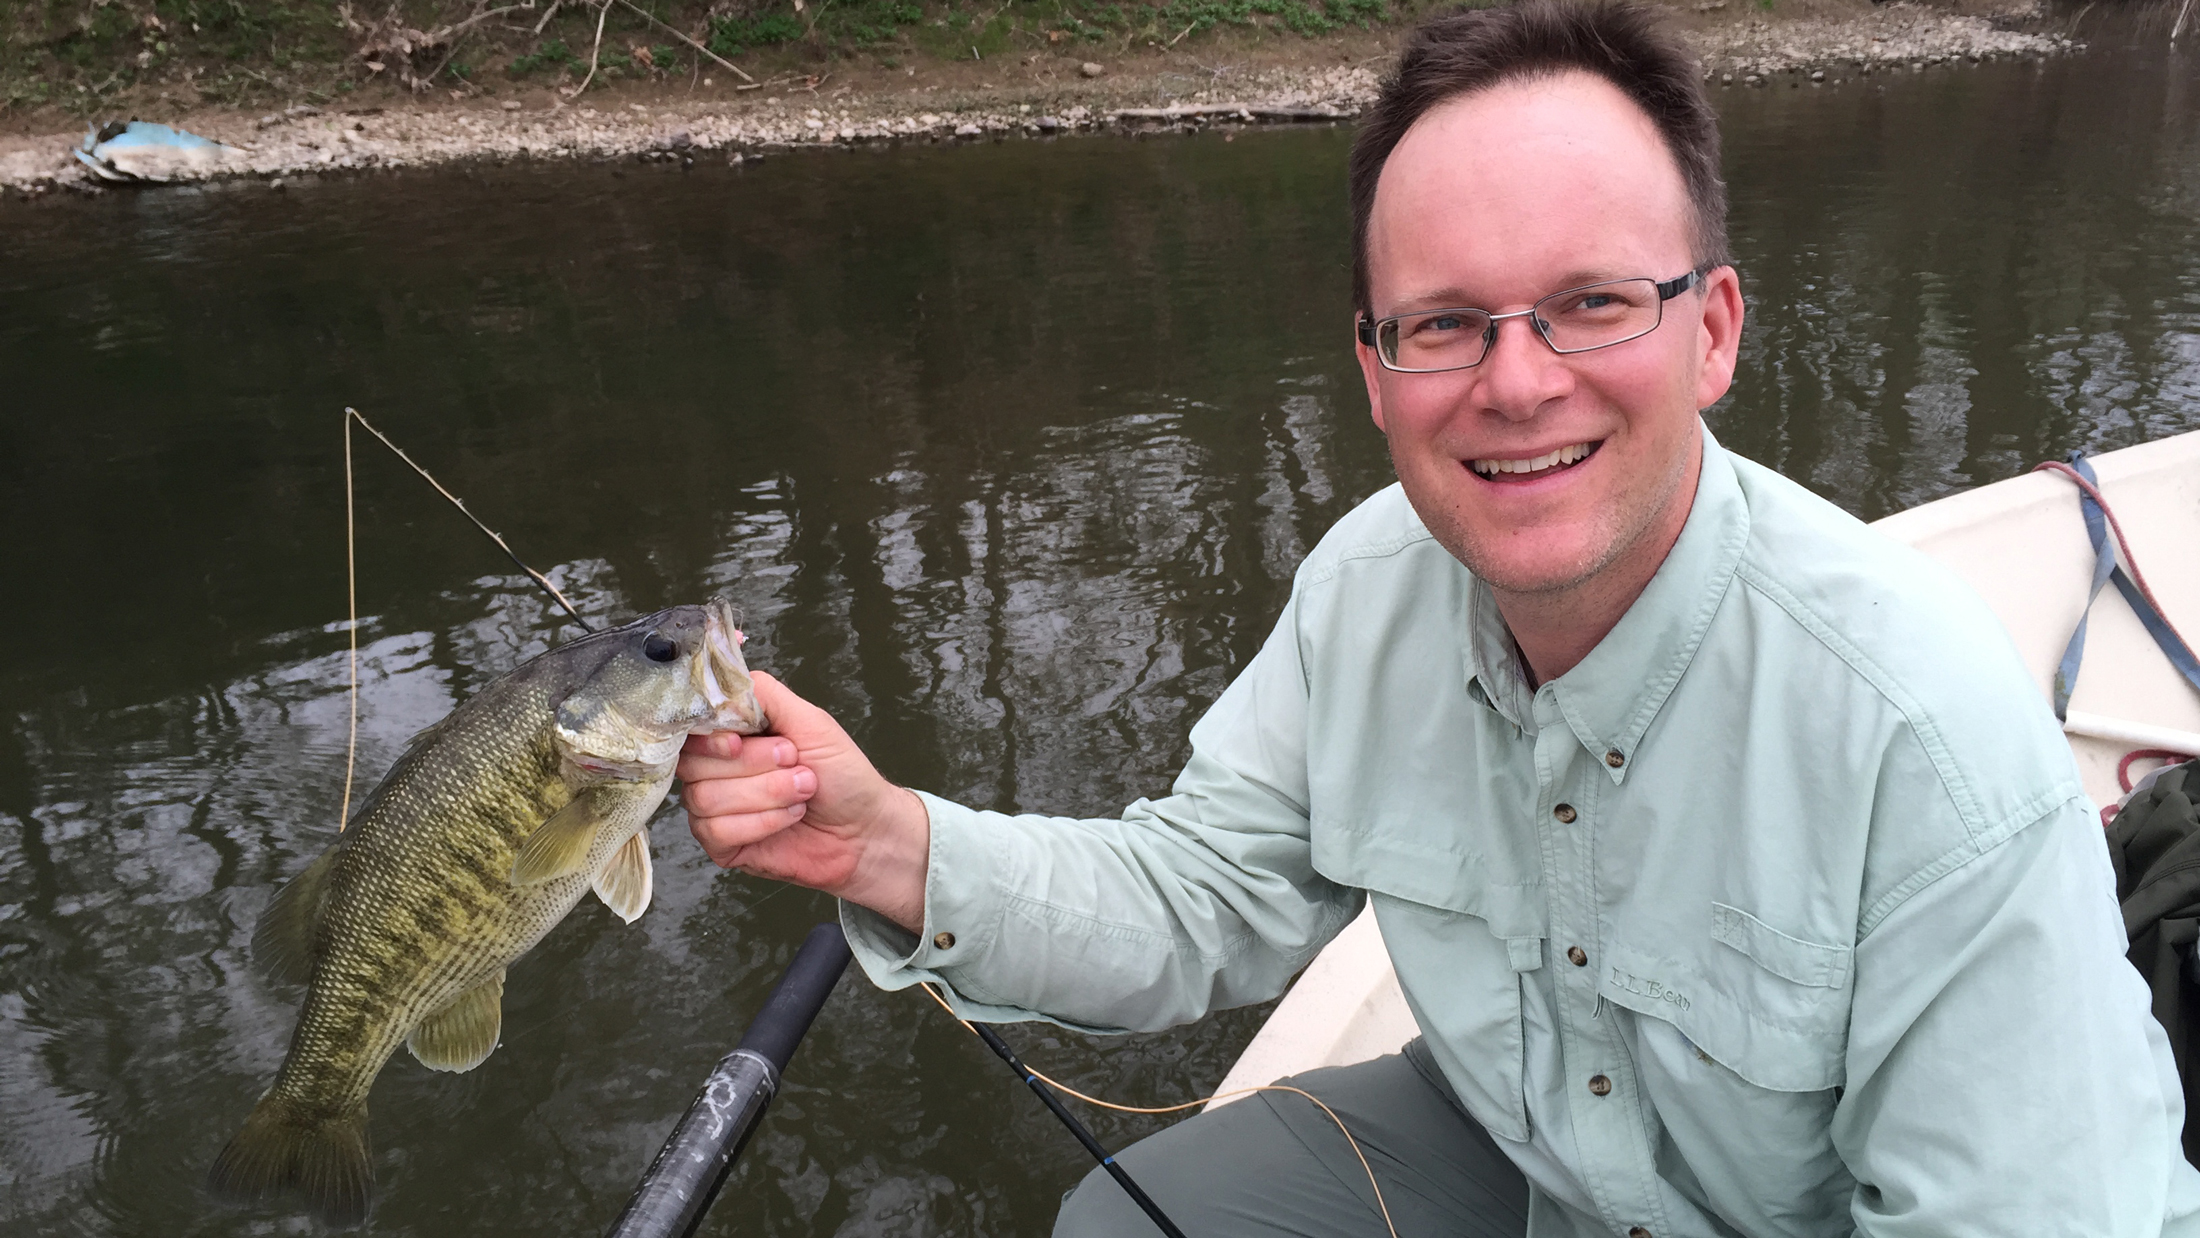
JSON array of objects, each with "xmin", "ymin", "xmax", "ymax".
[{"xmin": 1413, "ymin": 314, "xmax": 1467, "ymax": 334}]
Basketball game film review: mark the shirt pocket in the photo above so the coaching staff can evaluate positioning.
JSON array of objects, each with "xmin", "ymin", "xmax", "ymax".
[
  {"xmin": 1311, "ymin": 829, "xmax": 1545, "ymax": 1141},
  {"xmin": 1603, "ymin": 902, "xmax": 1852, "ymax": 1094}
]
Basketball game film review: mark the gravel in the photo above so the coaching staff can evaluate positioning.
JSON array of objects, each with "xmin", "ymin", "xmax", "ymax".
[{"xmin": 0, "ymin": 1, "xmax": 2075, "ymax": 197}]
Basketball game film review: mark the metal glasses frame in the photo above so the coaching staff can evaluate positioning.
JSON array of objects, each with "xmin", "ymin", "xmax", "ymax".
[{"xmin": 1355, "ymin": 269, "xmax": 1704, "ymax": 374}]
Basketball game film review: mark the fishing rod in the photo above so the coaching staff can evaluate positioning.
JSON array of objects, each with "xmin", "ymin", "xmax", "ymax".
[
  {"xmin": 966, "ymin": 1021, "xmax": 1191, "ymax": 1238},
  {"xmin": 604, "ymin": 922, "xmax": 854, "ymax": 1238}
]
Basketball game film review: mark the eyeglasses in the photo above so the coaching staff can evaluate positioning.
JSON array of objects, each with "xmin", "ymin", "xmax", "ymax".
[{"xmin": 1356, "ymin": 270, "xmax": 1704, "ymax": 374}]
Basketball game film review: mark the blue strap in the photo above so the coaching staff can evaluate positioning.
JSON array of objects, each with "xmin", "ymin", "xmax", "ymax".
[{"xmin": 2050, "ymin": 453, "xmax": 2200, "ymax": 720}]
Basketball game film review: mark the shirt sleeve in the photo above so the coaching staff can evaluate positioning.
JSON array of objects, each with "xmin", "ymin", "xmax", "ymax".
[
  {"xmin": 838, "ymin": 585, "xmax": 1364, "ymax": 1033},
  {"xmin": 1834, "ymin": 794, "xmax": 2200, "ymax": 1236}
]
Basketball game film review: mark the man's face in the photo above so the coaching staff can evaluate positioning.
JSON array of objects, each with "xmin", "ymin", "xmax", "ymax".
[{"xmin": 1358, "ymin": 72, "xmax": 1743, "ymax": 599}]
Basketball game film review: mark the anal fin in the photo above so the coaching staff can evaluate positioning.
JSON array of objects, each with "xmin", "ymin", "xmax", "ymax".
[
  {"xmin": 252, "ymin": 845, "xmax": 342, "ymax": 986},
  {"xmin": 593, "ymin": 831, "xmax": 654, "ymax": 924},
  {"xmin": 406, "ymin": 970, "xmax": 505, "ymax": 1073},
  {"xmin": 510, "ymin": 791, "xmax": 607, "ymax": 886}
]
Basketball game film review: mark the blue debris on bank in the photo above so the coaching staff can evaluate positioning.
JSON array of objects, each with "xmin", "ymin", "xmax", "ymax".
[{"xmin": 74, "ymin": 120, "xmax": 240, "ymax": 184}]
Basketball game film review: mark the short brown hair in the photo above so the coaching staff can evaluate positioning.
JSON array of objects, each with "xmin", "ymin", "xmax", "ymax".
[{"xmin": 1349, "ymin": 0, "xmax": 1729, "ymax": 315}]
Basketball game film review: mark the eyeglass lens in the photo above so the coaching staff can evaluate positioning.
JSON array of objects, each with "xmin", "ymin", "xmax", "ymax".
[{"xmin": 1377, "ymin": 278, "xmax": 1667, "ymax": 372}]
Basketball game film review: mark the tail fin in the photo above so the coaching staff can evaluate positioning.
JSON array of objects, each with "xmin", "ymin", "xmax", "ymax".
[{"xmin": 207, "ymin": 1093, "xmax": 373, "ymax": 1227}]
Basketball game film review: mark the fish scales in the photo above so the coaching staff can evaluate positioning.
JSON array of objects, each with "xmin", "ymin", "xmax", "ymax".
[{"xmin": 209, "ymin": 602, "xmax": 765, "ymax": 1225}]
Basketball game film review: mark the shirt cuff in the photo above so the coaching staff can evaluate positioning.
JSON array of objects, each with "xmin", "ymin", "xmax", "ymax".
[{"xmin": 836, "ymin": 790, "xmax": 1074, "ymax": 1025}]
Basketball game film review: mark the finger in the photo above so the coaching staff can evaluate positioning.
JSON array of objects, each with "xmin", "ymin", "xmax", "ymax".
[
  {"xmin": 676, "ymin": 736, "xmax": 797, "ymax": 783},
  {"xmin": 680, "ymin": 765, "xmax": 817, "ymax": 820},
  {"xmin": 682, "ymin": 731, "xmax": 746, "ymax": 760},
  {"xmin": 690, "ymin": 803, "xmax": 807, "ymax": 862}
]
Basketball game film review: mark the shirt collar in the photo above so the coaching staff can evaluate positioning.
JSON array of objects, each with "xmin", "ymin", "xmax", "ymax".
[{"xmin": 1463, "ymin": 425, "xmax": 1751, "ymax": 784}]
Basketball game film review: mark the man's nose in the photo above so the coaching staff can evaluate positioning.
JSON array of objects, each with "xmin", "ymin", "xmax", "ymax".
[{"xmin": 1474, "ymin": 313, "xmax": 1572, "ymax": 420}]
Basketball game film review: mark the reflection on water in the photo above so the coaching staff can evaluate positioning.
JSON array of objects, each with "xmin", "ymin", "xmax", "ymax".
[{"xmin": 1, "ymin": 26, "xmax": 2196, "ymax": 1238}]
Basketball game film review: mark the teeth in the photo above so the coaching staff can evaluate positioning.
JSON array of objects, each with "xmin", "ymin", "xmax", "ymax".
[{"xmin": 1471, "ymin": 442, "xmax": 1593, "ymax": 477}]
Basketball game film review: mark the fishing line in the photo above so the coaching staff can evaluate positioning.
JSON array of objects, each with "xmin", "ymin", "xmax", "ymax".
[
  {"xmin": 335, "ymin": 407, "xmax": 598, "ymax": 829},
  {"xmin": 342, "ymin": 407, "xmax": 595, "ymax": 632},
  {"xmin": 917, "ymin": 982, "xmax": 1402, "ymax": 1238}
]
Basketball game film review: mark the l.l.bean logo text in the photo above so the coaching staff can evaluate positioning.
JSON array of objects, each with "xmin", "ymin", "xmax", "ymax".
[{"xmin": 1609, "ymin": 967, "xmax": 1690, "ymax": 1011}]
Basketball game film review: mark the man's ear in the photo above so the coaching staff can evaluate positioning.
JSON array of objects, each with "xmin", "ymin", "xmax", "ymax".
[
  {"xmin": 1356, "ymin": 327, "xmax": 1390, "ymax": 434},
  {"xmin": 1693, "ymin": 265, "xmax": 1745, "ymax": 411}
]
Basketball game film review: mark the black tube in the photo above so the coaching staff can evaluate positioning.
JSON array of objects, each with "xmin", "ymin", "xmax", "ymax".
[
  {"xmin": 604, "ymin": 922, "xmax": 853, "ymax": 1238},
  {"xmin": 969, "ymin": 1022, "xmax": 1191, "ymax": 1238}
]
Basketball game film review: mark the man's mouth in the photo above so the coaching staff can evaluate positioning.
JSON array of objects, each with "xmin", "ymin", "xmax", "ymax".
[{"xmin": 1469, "ymin": 441, "xmax": 1600, "ymax": 482}]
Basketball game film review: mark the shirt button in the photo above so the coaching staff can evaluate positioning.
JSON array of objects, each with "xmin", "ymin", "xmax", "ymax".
[
  {"xmin": 1567, "ymin": 945, "xmax": 1588, "ymax": 967},
  {"xmin": 1553, "ymin": 803, "xmax": 1577, "ymax": 824},
  {"xmin": 1588, "ymin": 1074, "xmax": 1612, "ymax": 1096},
  {"xmin": 933, "ymin": 931, "xmax": 956, "ymax": 950},
  {"xmin": 1605, "ymin": 749, "xmax": 1626, "ymax": 768}
]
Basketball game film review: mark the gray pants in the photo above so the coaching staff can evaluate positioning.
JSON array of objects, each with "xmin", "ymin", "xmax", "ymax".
[{"xmin": 1053, "ymin": 1039, "xmax": 1530, "ymax": 1238}]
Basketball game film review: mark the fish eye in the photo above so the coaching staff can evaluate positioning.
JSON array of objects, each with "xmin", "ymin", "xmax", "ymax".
[{"xmin": 642, "ymin": 633, "xmax": 679, "ymax": 663}]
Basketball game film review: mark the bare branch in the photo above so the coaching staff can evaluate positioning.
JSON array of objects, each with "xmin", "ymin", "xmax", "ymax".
[{"xmin": 613, "ymin": 0, "xmax": 756, "ymax": 84}]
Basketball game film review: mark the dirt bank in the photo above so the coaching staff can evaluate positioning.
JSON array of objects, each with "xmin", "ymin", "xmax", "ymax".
[{"xmin": 0, "ymin": 0, "xmax": 2076, "ymax": 196}]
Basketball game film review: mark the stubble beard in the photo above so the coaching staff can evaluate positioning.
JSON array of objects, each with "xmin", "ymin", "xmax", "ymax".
[{"xmin": 1393, "ymin": 438, "xmax": 1694, "ymax": 605}]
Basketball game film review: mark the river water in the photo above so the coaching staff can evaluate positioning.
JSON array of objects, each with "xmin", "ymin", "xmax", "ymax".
[{"xmin": 1, "ymin": 24, "xmax": 2195, "ymax": 1238}]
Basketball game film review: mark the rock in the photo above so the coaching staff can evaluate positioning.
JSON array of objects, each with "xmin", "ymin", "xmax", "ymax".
[
  {"xmin": 1081, "ymin": 62, "xmax": 1105, "ymax": 78},
  {"xmin": 270, "ymin": 177, "xmax": 286, "ymax": 190},
  {"xmin": 668, "ymin": 130, "xmax": 693, "ymax": 149},
  {"xmin": 256, "ymin": 114, "xmax": 282, "ymax": 129},
  {"xmin": 1037, "ymin": 115, "xmax": 1061, "ymax": 131},
  {"xmin": 954, "ymin": 123, "xmax": 982, "ymax": 137},
  {"xmin": 1810, "ymin": 69, "xmax": 1826, "ymax": 81},
  {"xmin": 502, "ymin": 100, "xmax": 523, "ymax": 111}
]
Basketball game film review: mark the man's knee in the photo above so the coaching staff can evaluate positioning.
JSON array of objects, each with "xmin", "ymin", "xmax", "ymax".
[{"xmin": 1052, "ymin": 1163, "xmax": 1150, "ymax": 1238}]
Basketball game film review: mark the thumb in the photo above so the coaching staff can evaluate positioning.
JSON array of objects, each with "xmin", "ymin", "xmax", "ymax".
[{"xmin": 752, "ymin": 671, "xmax": 847, "ymax": 748}]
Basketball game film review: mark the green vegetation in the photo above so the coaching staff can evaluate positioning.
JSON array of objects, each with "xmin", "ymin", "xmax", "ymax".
[{"xmin": 0, "ymin": 0, "xmax": 1415, "ymax": 114}]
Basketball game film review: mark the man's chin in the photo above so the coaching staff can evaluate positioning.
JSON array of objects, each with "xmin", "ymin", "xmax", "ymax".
[{"xmin": 1439, "ymin": 527, "xmax": 1612, "ymax": 597}]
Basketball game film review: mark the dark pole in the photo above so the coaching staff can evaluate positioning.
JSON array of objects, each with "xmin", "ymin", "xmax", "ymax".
[
  {"xmin": 967, "ymin": 1022, "xmax": 1191, "ymax": 1238},
  {"xmin": 603, "ymin": 923, "xmax": 853, "ymax": 1238}
]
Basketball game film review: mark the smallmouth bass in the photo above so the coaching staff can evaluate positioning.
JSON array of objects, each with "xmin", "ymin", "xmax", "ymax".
[{"xmin": 209, "ymin": 600, "xmax": 766, "ymax": 1225}]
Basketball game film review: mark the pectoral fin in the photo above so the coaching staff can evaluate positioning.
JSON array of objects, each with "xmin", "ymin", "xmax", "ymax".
[
  {"xmin": 593, "ymin": 831, "xmax": 654, "ymax": 924},
  {"xmin": 406, "ymin": 970, "xmax": 505, "ymax": 1073},
  {"xmin": 252, "ymin": 845, "xmax": 342, "ymax": 986},
  {"xmin": 510, "ymin": 792, "xmax": 608, "ymax": 886}
]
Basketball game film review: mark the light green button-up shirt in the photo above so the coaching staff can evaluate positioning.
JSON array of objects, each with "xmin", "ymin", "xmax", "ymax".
[{"xmin": 842, "ymin": 429, "xmax": 2200, "ymax": 1237}]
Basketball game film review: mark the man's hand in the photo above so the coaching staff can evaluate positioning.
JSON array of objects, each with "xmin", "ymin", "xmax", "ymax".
[{"xmin": 678, "ymin": 671, "xmax": 931, "ymax": 932}]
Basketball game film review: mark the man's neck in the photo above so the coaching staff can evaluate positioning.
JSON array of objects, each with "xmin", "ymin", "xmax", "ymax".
[{"xmin": 1496, "ymin": 445, "xmax": 1703, "ymax": 688}]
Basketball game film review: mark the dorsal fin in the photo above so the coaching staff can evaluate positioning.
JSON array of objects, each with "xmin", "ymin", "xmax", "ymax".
[{"xmin": 252, "ymin": 845, "xmax": 342, "ymax": 986}]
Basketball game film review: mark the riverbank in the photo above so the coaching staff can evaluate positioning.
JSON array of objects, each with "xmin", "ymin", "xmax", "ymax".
[{"xmin": 0, "ymin": 0, "xmax": 2078, "ymax": 196}]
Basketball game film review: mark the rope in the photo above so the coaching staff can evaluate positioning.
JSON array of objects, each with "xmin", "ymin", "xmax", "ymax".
[
  {"xmin": 2032, "ymin": 459, "xmax": 2196, "ymax": 658},
  {"xmin": 2119, "ymin": 748, "xmax": 2194, "ymax": 796},
  {"xmin": 917, "ymin": 983, "xmax": 1402, "ymax": 1238}
]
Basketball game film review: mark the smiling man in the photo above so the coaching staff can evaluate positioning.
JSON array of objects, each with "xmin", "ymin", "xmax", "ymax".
[{"xmin": 676, "ymin": 3, "xmax": 2200, "ymax": 1234}]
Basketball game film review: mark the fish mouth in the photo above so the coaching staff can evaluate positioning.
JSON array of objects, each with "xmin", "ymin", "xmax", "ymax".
[{"xmin": 693, "ymin": 601, "xmax": 768, "ymax": 735}]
